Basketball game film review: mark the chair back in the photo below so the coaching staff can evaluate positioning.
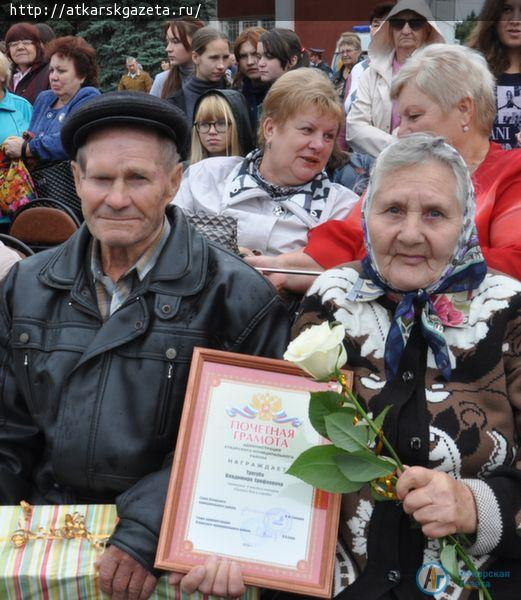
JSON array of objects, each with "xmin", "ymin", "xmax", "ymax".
[{"xmin": 9, "ymin": 198, "xmax": 80, "ymax": 253}]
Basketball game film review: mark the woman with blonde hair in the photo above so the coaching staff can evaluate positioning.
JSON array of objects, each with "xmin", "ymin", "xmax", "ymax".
[
  {"xmin": 174, "ymin": 67, "xmax": 358, "ymax": 256},
  {"xmin": 189, "ymin": 89, "xmax": 254, "ymax": 164},
  {"xmin": 467, "ymin": 0, "xmax": 521, "ymax": 148}
]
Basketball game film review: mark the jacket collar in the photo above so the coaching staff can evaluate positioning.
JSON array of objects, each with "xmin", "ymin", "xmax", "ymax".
[
  {"xmin": 0, "ymin": 89, "xmax": 19, "ymax": 112},
  {"xmin": 38, "ymin": 205, "xmax": 208, "ymax": 298}
]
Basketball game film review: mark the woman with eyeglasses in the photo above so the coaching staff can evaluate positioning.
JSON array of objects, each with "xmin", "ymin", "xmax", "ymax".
[
  {"xmin": 346, "ymin": 0, "xmax": 445, "ymax": 158},
  {"xmin": 467, "ymin": 0, "xmax": 521, "ymax": 149},
  {"xmin": 173, "ymin": 68, "xmax": 358, "ymax": 256},
  {"xmin": 333, "ymin": 33, "xmax": 362, "ymax": 103},
  {"xmin": 4, "ymin": 22, "xmax": 50, "ymax": 105},
  {"xmin": 190, "ymin": 89, "xmax": 254, "ymax": 164}
]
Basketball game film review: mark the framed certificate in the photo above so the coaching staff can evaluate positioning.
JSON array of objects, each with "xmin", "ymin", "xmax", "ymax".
[{"xmin": 156, "ymin": 348, "xmax": 350, "ymax": 598}]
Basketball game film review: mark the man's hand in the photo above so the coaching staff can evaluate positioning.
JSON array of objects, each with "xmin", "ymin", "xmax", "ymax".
[
  {"xmin": 396, "ymin": 466, "xmax": 478, "ymax": 538},
  {"xmin": 96, "ymin": 545, "xmax": 157, "ymax": 600},
  {"xmin": 169, "ymin": 555, "xmax": 245, "ymax": 599}
]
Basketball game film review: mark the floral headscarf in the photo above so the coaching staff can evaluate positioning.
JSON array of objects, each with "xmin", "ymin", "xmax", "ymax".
[{"xmin": 346, "ymin": 137, "xmax": 487, "ymax": 381}]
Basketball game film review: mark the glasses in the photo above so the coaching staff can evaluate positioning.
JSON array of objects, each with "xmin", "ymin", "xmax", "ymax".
[
  {"xmin": 388, "ymin": 18, "xmax": 427, "ymax": 31},
  {"xmin": 8, "ymin": 39, "xmax": 34, "ymax": 49},
  {"xmin": 194, "ymin": 120, "xmax": 229, "ymax": 133}
]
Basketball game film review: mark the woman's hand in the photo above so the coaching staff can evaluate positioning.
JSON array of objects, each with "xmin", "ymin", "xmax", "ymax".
[
  {"xmin": 169, "ymin": 556, "xmax": 245, "ymax": 599},
  {"xmin": 396, "ymin": 466, "xmax": 477, "ymax": 538},
  {"xmin": 244, "ymin": 251, "xmax": 322, "ymax": 295},
  {"xmin": 3, "ymin": 136, "xmax": 24, "ymax": 159}
]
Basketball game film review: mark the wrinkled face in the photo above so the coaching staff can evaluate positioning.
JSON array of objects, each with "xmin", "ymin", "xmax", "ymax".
[
  {"xmin": 49, "ymin": 54, "xmax": 85, "ymax": 101},
  {"xmin": 126, "ymin": 59, "xmax": 137, "ymax": 73},
  {"xmin": 9, "ymin": 38, "xmax": 37, "ymax": 68},
  {"xmin": 196, "ymin": 117, "xmax": 231, "ymax": 156},
  {"xmin": 261, "ymin": 107, "xmax": 338, "ymax": 186},
  {"xmin": 238, "ymin": 40, "xmax": 259, "ymax": 79},
  {"xmin": 368, "ymin": 161, "xmax": 463, "ymax": 291},
  {"xmin": 397, "ymin": 82, "xmax": 463, "ymax": 145},
  {"xmin": 390, "ymin": 10, "xmax": 429, "ymax": 53},
  {"xmin": 257, "ymin": 41, "xmax": 286, "ymax": 82},
  {"xmin": 496, "ymin": 0, "xmax": 521, "ymax": 49},
  {"xmin": 72, "ymin": 128, "xmax": 182, "ymax": 256},
  {"xmin": 339, "ymin": 44, "xmax": 361, "ymax": 69},
  {"xmin": 193, "ymin": 38, "xmax": 230, "ymax": 82},
  {"xmin": 165, "ymin": 26, "xmax": 192, "ymax": 66}
]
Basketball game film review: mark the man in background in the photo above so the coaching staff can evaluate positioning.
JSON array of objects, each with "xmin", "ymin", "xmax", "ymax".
[{"xmin": 117, "ymin": 56, "xmax": 152, "ymax": 92}]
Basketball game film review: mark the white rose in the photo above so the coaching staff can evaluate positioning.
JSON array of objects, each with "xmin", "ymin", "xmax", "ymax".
[{"xmin": 284, "ymin": 322, "xmax": 347, "ymax": 380}]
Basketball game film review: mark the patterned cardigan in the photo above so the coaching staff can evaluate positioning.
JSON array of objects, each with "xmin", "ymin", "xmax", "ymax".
[{"xmin": 293, "ymin": 262, "xmax": 521, "ymax": 600}]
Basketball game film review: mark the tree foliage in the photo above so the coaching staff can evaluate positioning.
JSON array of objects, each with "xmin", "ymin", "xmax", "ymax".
[
  {"xmin": 1, "ymin": 0, "xmax": 216, "ymax": 91},
  {"xmin": 455, "ymin": 11, "xmax": 478, "ymax": 44}
]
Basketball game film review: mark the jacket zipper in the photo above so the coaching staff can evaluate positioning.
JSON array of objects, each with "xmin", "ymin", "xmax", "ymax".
[
  {"xmin": 23, "ymin": 353, "xmax": 37, "ymax": 413},
  {"xmin": 158, "ymin": 363, "xmax": 174, "ymax": 436}
]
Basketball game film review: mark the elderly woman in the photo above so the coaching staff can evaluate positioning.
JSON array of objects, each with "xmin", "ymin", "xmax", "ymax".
[
  {"xmin": 250, "ymin": 43, "xmax": 521, "ymax": 291},
  {"xmin": 346, "ymin": 0, "xmax": 444, "ymax": 158},
  {"xmin": 173, "ymin": 67, "xmax": 358, "ymax": 255},
  {"xmin": 0, "ymin": 52, "xmax": 32, "ymax": 143},
  {"xmin": 4, "ymin": 22, "xmax": 49, "ymax": 105},
  {"xmin": 291, "ymin": 134, "xmax": 521, "ymax": 599},
  {"xmin": 3, "ymin": 36, "xmax": 100, "ymax": 163}
]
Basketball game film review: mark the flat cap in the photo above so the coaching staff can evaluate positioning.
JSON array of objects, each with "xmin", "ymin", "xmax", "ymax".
[
  {"xmin": 308, "ymin": 48, "xmax": 325, "ymax": 54},
  {"xmin": 61, "ymin": 91, "xmax": 189, "ymax": 158}
]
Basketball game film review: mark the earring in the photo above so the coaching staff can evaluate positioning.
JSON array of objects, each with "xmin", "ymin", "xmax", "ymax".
[
  {"xmin": 462, "ymin": 125, "xmax": 469, "ymax": 133},
  {"xmin": 266, "ymin": 141, "xmax": 272, "ymax": 150}
]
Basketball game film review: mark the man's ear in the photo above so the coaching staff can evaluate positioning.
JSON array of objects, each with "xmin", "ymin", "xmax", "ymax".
[
  {"xmin": 192, "ymin": 50, "xmax": 199, "ymax": 66},
  {"xmin": 71, "ymin": 160, "xmax": 83, "ymax": 196},
  {"xmin": 164, "ymin": 162, "xmax": 184, "ymax": 205}
]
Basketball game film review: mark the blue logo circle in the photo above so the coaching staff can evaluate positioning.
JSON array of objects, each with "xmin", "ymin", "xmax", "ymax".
[{"xmin": 416, "ymin": 562, "xmax": 449, "ymax": 595}]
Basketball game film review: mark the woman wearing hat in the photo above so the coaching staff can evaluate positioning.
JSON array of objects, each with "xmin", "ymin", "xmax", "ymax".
[{"xmin": 346, "ymin": 0, "xmax": 445, "ymax": 157}]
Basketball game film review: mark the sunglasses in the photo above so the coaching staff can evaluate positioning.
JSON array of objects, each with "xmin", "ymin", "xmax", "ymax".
[{"xmin": 388, "ymin": 18, "xmax": 427, "ymax": 31}]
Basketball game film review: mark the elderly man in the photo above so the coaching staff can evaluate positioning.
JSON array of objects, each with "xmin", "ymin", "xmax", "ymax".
[
  {"xmin": 117, "ymin": 57, "xmax": 152, "ymax": 92},
  {"xmin": 0, "ymin": 92, "xmax": 290, "ymax": 599}
]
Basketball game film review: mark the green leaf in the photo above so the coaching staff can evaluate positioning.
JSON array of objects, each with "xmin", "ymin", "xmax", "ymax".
[
  {"xmin": 440, "ymin": 544, "xmax": 464, "ymax": 587},
  {"xmin": 368, "ymin": 405, "xmax": 392, "ymax": 444},
  {"xmin": 287, "ymin": 445, "xmax": 364, "ymax": 493},
  {"xmin": 325, "ymin": 412, "xmax": 369, "ymax": 452},
  {"xmin": 335, "ymin": 451, "xmax": 397, "ymax": 483},
  {"xmin": 309, "ymin": 391, "xmax": 350, "ymax": 438}
]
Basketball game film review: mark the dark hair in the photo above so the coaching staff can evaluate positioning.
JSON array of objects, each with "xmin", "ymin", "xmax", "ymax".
[
  {"xmin": 162, "ymin": 17, "xmax": 204, "ymax": 98},
  {"xmin": 369, "ymin": 1, "xmax": 396, "ymax": 23},
  {"xmin": 466, "ymin": 0, "xmax": 511, "ymax": 77},
  {"xmin": 5, "ymin": 22, "xmax": 45, "ymax": 64},
  {"xmin": 35, "ymin": 23, "xmax": 56, "ymax": 45},
  {"xmin": 259, "ymin": 28, "xmax": 309, "ymax": 70},
  {"xmin": 46, "ymin": 36, "xmax": 99, "ymax": 87}
]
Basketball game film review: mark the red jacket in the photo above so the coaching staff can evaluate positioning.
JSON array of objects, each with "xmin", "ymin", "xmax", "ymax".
[
  {"xmin": 305, "ymin": 143, "xmax": 521, "ymax": 280},
  {"xmin": 9, "ymin": 61, "xmax": 50, "ymax": 105}
]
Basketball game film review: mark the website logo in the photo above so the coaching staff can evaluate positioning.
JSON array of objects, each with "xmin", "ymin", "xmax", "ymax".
[{"xmin": 416, "ymin": 562, "xmax": 449, "ymax": 595}]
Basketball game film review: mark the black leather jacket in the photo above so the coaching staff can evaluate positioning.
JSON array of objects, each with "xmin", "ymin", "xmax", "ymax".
[{"xmin": 0, "ymin": 206, "xmax": 290, "ymax": 573}]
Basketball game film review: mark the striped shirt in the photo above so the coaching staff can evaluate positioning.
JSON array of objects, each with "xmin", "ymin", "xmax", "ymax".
[{"xmin": 90, "ymin": 219, "xmax": 171, "ymax": 320}]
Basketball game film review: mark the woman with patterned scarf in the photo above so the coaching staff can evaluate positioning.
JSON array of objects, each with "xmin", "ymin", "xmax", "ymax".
[
  {"xmin": 289, "ymin": 134, "xmax": 521, "ymax": 599},
  {"xmin": 172, "ymin": 67, "xmax": 358, "ymax": 256}
]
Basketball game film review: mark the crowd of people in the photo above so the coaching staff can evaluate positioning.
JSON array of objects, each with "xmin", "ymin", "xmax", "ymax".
[{"xmin": 0, "ymin": 0, "xmax": 521, "ymax": 599}]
